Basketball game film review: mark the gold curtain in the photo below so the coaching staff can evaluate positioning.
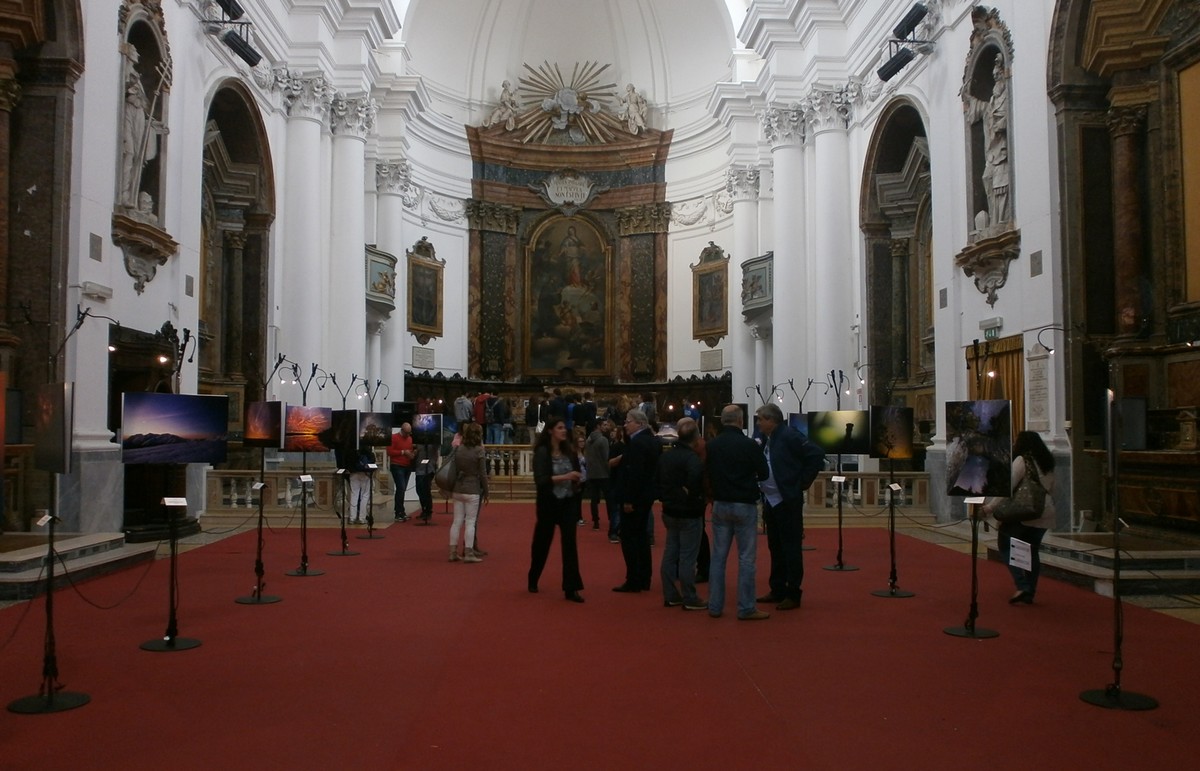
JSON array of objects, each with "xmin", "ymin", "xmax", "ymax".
[{"xmin": 965, "ymin": 334, "xmax": 1024, "ymax": 437}]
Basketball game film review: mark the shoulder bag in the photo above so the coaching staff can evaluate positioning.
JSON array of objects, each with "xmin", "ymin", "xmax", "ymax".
[
  {"xmin": 993, "ymin": 455, "xmax": 1046, "ymax": 524},
  {"xmin": 433, "ymin": 451, "xmax": 458, "ymax": 494}
]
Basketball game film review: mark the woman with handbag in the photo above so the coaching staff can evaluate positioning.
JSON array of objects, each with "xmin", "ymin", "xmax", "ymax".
[
  {"xmin": 448, "ymin": 422, "xmax": 488, "ymax": 563},
  {"xmin": 528, "ymin": 418, "xmax": 585, "ymax": 602},
  {"xmin": 982, "ymin": 430, "xmax": 1056, "ymax": 604}
]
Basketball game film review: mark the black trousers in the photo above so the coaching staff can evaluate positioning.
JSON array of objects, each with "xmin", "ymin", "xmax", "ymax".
[
  {"xmin": 618, "ymin": 504, "xmax": 652, "ymax": 589},
  {"xmin": 763, "ymin": 497, "xmax": 804, "ymax": 601},
  {"xmin": 528, "ymin": 495, "xmax": 583, "ymax": 593}
]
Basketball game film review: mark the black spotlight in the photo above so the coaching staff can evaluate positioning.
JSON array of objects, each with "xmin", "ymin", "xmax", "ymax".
[
  {"xmin": 893, "ymin": 2, "xmax": 928, "ymax": 40},
  {"xmin": 220, "ymin": 29, "xmax": 262, "ymax": 67},
  {"xmin": 876, "ymin": 47, "xmax": 916, "ymax": 82},
  {"xmin": 215, "ymin": 0, "xmax": 245, "ymax": 21}
]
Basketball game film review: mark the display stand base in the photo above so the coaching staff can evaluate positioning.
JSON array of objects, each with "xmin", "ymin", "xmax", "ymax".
[
  {"xmin": 8, "ymin": 691, "xmax": 90, "ymax": 714},
  {"xmin": 871, "ymin": 587, "xmax": 915, "ymax": 598},
  {"xmin": 285, "ymin": 567, "xmax": 325, "ymax": 577},
  {"xmin": 235, "ymin": 593, "xmax": 282, "ymax": 605},
  {"xmin": 823, "ymin": 563, "xmax": 859, "ymax": 572},
  {"xmin": 943, "ymin": 625, "xmax": 999, "ymax": 639},
  {"xmin": 140, "ymin": 637, "xmax": 202, "ymax": 652},
  {"xmin": 356, "ymin": 532, "xmax": 385, "ymax": 540},
  {"xmin": 326, "ymin": 548, "xmax": 361, "ymax": 557},
  {"xmin": 1080, "ymin": 687, "xmax": 1158, "ymax": 711}
]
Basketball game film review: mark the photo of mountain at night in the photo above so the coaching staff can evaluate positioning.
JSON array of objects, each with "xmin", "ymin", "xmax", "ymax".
[
  {"xmin": 244, "ymin": 401, "xmax": 284, "ymax": 448},
  {"xmin": 121, "ymin": 392, "xmax": 229, "ymax": 465},
  {"xmin": 284, "ymin": 405, "xmax": 333, "ymax": 452}
]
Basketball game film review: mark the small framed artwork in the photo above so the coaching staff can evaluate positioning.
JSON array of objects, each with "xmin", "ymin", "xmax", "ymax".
[
  {"xmin": 407, "ymin": 236, "xmax": 444, "ymax": 344},
  {"xmin": 691, "ymin": 241, "xmax": 729, "ymax": 347}
]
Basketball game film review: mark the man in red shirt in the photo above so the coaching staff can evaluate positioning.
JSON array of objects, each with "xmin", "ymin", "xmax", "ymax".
[{"xmin": 387, "ymin": 422, "xmax": 415, "ymax": 521}]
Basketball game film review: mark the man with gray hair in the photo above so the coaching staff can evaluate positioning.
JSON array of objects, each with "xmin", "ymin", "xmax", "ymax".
[
  {"xmin": 612, "ymin": 408, "xmax": 660, "ymax": 592},
  {"xmin": 754, "ymin": 402, "xmax": 825, "ymax": 611},
  {"xmin": 705, "ymin": 404, "xmax": 770, "ymax": 619},
  {"xmin": 656, "ymin": 417, "xmax": 707, "ymax": 610}
]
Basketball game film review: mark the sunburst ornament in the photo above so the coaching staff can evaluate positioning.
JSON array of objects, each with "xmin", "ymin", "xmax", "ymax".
[{"xmin": 516, "ymin": 61, "xmax": 623, "ymax": 145}]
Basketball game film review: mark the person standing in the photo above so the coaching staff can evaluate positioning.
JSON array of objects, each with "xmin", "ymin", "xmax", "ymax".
[
  {"xmin": 657, "ymin": 418, "xmax": 707, "ymax": 611},
  {"xmin": 706, "ymin": 405, "xmax": 770, "ymax": 620},
  {"xmin": 336, "ymin": 444, "xmax": 374, "ymax": 525},
  {"xmin": 612, "ymin": 408, "xmax": 660, "ymax": 593},
  {"xmin": 605, "ymin": 423, "xmax": 626, "ymax": 543},
  {"xmin": 454, "ymin": 392, "xmax": 474, "ymax": 426},
  {"xmin": 528, "ymin": 418, "xmax": 585, "ymax": 603},
  {"xmin": 982, "ymin": 430, "xmax": 1056, "ymax": 604},
  {"xmin": 448, "ymin": 422, "xmax": 488, "ymax": 563},
  {"xmin": 584, "ymin": 418, "xmax": 611, "ymax": 531},
  {"xmin": 386, "ymin": 422, "xmax": 415, "ymax": 522},
  {"xmin": 754, "ymin": 403, "xmax": 825, "ymax": 611},
  {"xmin": 412, "ymin": 440, "xmax": 438, "ymax": 525}
]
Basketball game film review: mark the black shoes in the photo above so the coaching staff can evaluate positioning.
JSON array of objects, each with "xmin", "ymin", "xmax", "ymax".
[
  {"xmin": 612, "ymin": 584, "xmax": 641, "ymax": 593},
  {"xmin": 756, "ymin": 593, "xmax": 783, "ymax": 604},
  {"xmin": 664, "ymin": 599, "xmax": 683, "ymax": 607},
  {"xmin": 1009, "ymin": 590, "xmax": 1033, "ymax": 604},
  {"xmin": 528, "ymin": 582, "xmax": 539, "ymax": 594},
  {"xmin": 565, "ymin": 591, "xmax": 585, "ymax": 603}
]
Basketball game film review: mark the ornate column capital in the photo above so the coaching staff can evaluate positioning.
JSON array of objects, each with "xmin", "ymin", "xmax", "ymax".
[
  {"xmin": 761, "ymin": 103, "xmax": 807, "ymax": 148},
  {"xmin": 274, "ymin": 68, "xmax": 335, "ymax": 122},
  {"xmin": 331, "ymin": 95, "xmax": 378, "ymax": 138},
  {"xmin": 1107, "ymin": 104, "xmax": 1147, "ymax": 138},
  {"xmin": 806, "ymin": 82, "xmax": 861, "ymax": 132},
  {"xmin": 616, "ymin": 203, "xmax": 671, "ymax": 236},
  {"xmin": 376, "ymin": 159, "xmax": 411, "ymax": 194},
  {"xmin": 0, "ymin": 76, "xmax": 21, "ymax": 112},
  {"xmin": 464, "ymin": 200, "xmax": 521, "ymax": 234},
  {"xmin": 726, "ymin": 166, "xmax": 761, "ymax": 202},
  {"xmin": 224, "ymin": 231, "xmax": 246, "ymax": 250},
  {"xmin": 890, "ymin": 238, "xmax": 910, "ymax": 258},
  {"xmin": 748, "ymin": 320, "xmax": 772, "ymax": 340}
]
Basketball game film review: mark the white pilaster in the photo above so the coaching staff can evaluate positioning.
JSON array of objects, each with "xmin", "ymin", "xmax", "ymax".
[
  {"xmin": 763, "ymin": 103, "xmax": 807, "ymax": 389},
  {"xmin": 376, "ymin": 159, "xmax": 409, "ymax": 397},
  {"xmin": 728, "ymin": 165, "xmax": 760, "ymax": 412}
]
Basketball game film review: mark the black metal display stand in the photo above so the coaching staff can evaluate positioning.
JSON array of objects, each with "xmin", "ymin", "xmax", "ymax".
[
  {"xmin": 872, "ymin": 459, "xmax": 914, "ymax": 598},
  {"xmin": 824, "ymin": 421, "xmax": 858, "ymax": 572},
  {"xmin": 357, "ymin": 462, "xmax": 384, "ymax": 540},
  {"xmin": 943, "ymin": 504, "xmax": 998, "ymax": 639},
  {"xmin": 236, "ymin": 448, "xmax": 282, "ymax": 604},
  {"xmin": 1080, "ymin": 388, "xmax": 1156, "ymax": 710},
  {"xmin": 286, "ymin": 457, "xmax": 324, "ymax": 576},
  {"xmin": 142, "ymin": 498, "xmax": 201, "ymax": 651},
  {"xmin": 8, "ymin": 509, "xmax": 90, "ymax": 714},
  {"xmin": 328, "ymin": 468, "xmax": 361, "ymax": 557}
]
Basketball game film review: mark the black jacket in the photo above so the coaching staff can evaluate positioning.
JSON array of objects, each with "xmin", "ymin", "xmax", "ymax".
[
  {"xmin": 657, "ymin": 444, "xmax": 705, "ymax": 517},
  {"xmin": 615, "ymin": 427, "xmax": 661, "ymax": 509},
  {"xmin": 705, "ymin": 426, "xmax": 768, "ymax": 503}
]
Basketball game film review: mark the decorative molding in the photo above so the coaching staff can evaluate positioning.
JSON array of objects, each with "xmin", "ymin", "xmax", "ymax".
[
  {"xmin": 806, "ymin": 82, "xmax": 862, "ymax": 132},
  {"xmin": 1082, "ymin": 0, "xmax": 1174, "ymax": 77},
  {"xmin": 955, "ymin": 228, "xmax": 1021, "ymax": 307},
  {"xmin": 272, "ymin": 68, "xmax": 334, "ymax": 121},
  {"xmin": 616, "ymin": 203, "xmax": 671, "ymax": 236},
  {"xmin": 742, "ymin": 252, "xmax": 773, "ymax": 315},
  {"xmin": 1107, "ymin": 104, "xmax": 1148, "ymax": 137},
  {"xmin": 528, "ymin": 170, "xmax": 607, "ymax": 215},
  {"xmin": 427, "ymin": 195, "xmax": 465, "ymax": 223},
  {"xmin": 111, "ymin": 212, "xmax": 179, "ymax": 294},
  {"xmin": 0, "ymin": 78, "xmax": 21, "ymax": 111},
  {"xmin": 465, "ymin": 200, "xmax": 521, "ymax": 234},
  {"xmin": 376, "ymin": 159, "xmax": 411, "ymax": 194}
]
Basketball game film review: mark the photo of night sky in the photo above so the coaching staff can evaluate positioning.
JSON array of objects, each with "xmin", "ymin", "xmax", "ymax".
[
  {"xmin": 121, "ymin": 392, "xmax": 229, "ymax": 465},
  {"xmin": 869, "ymin": 405, "xmax": 914, "ymax": 460},
  {"xmin": 244, "ymin": 401, "xmax": 283, "ymax": 448},
  {"xmin": 945, "ymin": 400, "xmax": 1012, "ymax": 497}
]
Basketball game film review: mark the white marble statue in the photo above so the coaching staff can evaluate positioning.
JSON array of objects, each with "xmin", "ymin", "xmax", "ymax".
[
  {"xmin": 485, "ymin": 79, "xmax": 520, "ymax": 131},
  {"xmin": 617, "ymin": 83, "xmax": 647, "ymax": 134},
  {"xmin": 967, "ymin": 58, "xmax": 1010, "ymax": 228}
]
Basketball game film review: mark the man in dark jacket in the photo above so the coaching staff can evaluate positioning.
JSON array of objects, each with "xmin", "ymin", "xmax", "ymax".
[
  {"xmin": 657, "ymin": 418, "xmax": 707, "ymax": 610},
  {"xmin": 612, "ymin": 408, "xmax": 660, "ymax": 592},
  {"xmin": 754, "ymin": 402, "xmax": 825, "ymax": 610},
  {"xmin": 706, "ymin": 404, "xmax": 770, "ymax": 619}
]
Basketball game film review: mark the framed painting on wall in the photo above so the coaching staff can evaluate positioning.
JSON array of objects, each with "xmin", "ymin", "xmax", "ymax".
[
  {"xmin": 524, "ymin": 215, "xmax": 612, "ymax": 376},
  {"xmin": 407, "ymin": 236, "xmax": 444, "ymax": 344},
  {"xmin": 692, "ymin": 241, "xmax": 729, "ymax": 347}
]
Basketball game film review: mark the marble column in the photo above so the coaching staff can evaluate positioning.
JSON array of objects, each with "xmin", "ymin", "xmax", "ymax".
[
  {"xmin": 327, "ymin": 94, "xmax": 376, "ymax": 386},
  {"xmin": 0, "ymin": 72, "xmax": 21, "ymax": 375},
  {"xmin": 727, "ymin": 165, "xmax": 760, "ymax": 409},
  {"xmin": 751, "ymin": 321, "xmax": 772, "ymax": 408},
  {"xmin": 809, "ymin": 85, "xmax": 859, "ymax": 410},
  {"xmin": 376, "ymin": 159, "xmax": 409, "ymax": 397},
  {"xmin": 367, "ymin": 320, "xmax": 384, "ymax": 385},
  {"xmin": 762, "ymin": 104, "xmax": 807, "ymax": 390},
  {"xmin": 1107, "ymin": 105, "xmax": 1147, "ymax": 337},
  {"xmin": 224, "ymin": 231, "xmax": 245, "ymax": 380},
  {"xmin": 280, "ymin": 73, "xmax": 333, "ymax": 369}
]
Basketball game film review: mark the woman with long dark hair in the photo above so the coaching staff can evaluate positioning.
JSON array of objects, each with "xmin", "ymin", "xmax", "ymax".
[
  {"xmin": 449, "ymin": 422, "xmax": 488, "ymax": 563},
  {"xmin": 984, "ymin": 430, "xmax": 1056, "ymax": 604},
  {"xmin": 528, "ymin": 418, "xmax": 585, "ymax": 602}
]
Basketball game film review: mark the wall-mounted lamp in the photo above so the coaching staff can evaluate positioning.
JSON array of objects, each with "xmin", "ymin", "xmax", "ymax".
[
  {"xmin": 876, "ymin": 3, "xmax": 931, "ymax": 83},
  {"xmin": 1036, "ymin": 325, "xmax": 1069, "ymax": 355}
]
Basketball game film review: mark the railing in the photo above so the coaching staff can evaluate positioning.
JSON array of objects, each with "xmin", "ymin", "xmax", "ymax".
[{"xmin": 808, "ymin": 472, "xmax": 930, "ymax": 510}]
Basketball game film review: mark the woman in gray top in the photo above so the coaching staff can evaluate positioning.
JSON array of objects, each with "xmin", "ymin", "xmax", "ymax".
[{"xmin": 449, "ymin": 422, "xmax": 489, "ymax": 563}]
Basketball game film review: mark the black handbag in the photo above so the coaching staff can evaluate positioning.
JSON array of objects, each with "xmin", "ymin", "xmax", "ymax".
[{"xmin": 993, "ymin": 456, "xmax": 1046, "ymax": 524}]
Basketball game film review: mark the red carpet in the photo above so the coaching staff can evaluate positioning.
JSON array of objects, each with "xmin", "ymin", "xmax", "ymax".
[{"xmin": 1, "ymin": 503, "xmax": 1197, "ymax": 769}]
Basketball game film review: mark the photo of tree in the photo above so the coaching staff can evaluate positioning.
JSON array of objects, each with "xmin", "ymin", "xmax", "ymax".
[
  {"xmin": 869, "ymin": 406, "xmax": 914, "ymax": 460},
  {"xmin": 945, "ymin": 400, "xmax": 1012, "ymax": 496},
  {"xmin": 807, "ymin": 410, "xmax": 870, "ymax": 455}
]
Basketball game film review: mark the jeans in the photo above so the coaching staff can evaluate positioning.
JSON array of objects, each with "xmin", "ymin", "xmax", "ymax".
[
  {"xmin": 347, "ymin": 472, "xmax": 370, "ymax": 522},
  {"xmin": 708, "ymin": 501, "xmax": 759, "ymax": 617},
  {"xmin": 606, "ymin": 488, "xmax": 622, "ymax": 539},
  {"xmin": 762, "ymin": 498, "xmax": 805, "ymax": 602},
  {"xmin": 390, "ymin": 465, "xmax": 411, "ymax": 514},
  {"xmin": 998, "ymin": 523, "xmax": 1047, "ymax": 596},
  {"xmin": 450, "ymin": 492, "xmax": 481, "ymax": 551},
  {"xmin": 486, "ymin": 424, "xmax": 507, "ymax": 444},
  {"xmin": 660, "ymin": 515, "xmax": 703, "ymax": 605}
]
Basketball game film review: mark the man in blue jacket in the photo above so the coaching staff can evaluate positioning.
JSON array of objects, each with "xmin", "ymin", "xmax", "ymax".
[{"xmin": 754, "ymin": 402, "xmax": 825, "ymax": 610}]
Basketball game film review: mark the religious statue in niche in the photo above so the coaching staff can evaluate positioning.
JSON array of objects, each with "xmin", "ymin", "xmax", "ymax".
[
  {"xmin": 525, "ymin": 216, "xmax": 611, "ymax": 375},
  {"xmin": 692, "ymin": 241, "xmax": 730, "ymax": 347},
  {"xmin": 407, "ymin": 236, "xmax": 445, "ymax": 345},
  {"xmin": 119, "ymin": 51, "xmax": 170, "ymax": 221},
  {"xmin": 965, "ymin": 50, "xmax": 1011, "ymax": 235}
]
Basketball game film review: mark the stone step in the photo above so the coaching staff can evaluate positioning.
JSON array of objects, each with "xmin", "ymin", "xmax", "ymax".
[{"xmin": 0, "ymin": 535, "xmax": 158, "ymax": 601}]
